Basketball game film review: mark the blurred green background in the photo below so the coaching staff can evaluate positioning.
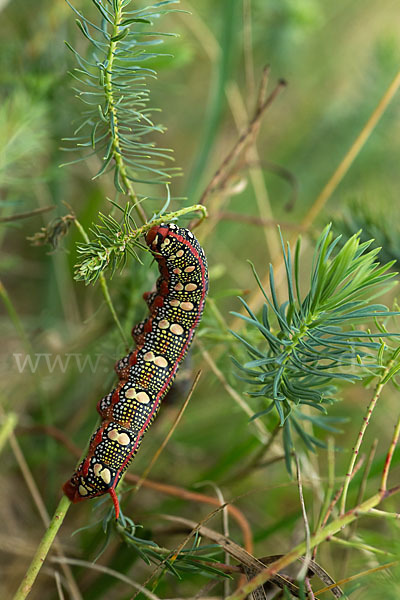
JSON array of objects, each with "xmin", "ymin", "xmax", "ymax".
[{"xmin": 1, "ymin": 1, "xmax": 400, "ymax": 599}]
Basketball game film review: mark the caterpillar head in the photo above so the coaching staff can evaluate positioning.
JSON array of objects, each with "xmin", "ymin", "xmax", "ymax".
[{"xmin": 146, "ymin": 223, "xmax": 178, "ymax": 255}]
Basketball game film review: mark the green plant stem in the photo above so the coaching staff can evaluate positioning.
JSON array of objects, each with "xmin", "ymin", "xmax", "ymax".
[
  {"xmin": 99, "ymin": 273, "xmax": 130, "ymax": 349},
  {"xmin": 75, "ymin": 204, "xmax": 208, "ymax": 283},
  {"xmin": 74, "ymin": 218, "xmax": 129, "ymax": 348},
  {"xmin": 104, "ymin": 1, "xmax": 146, "ymax": 225},
  {"xmin": 227, "ymin": 413, "xmax": 400, "ymax": 600},
  {"xmin": 13, "ymin": 495, "xmax": 71, "ymax": 600},
  {"xmin": 340, "ymin": 362, "xmax": 392, "ymax": 516},
  {"xmin": 0, "ymin": 412, "xmax": 17, "ymax": 454},
  {"xmin": 365, "ymin": 508, "xmax": 400, "ymax": 519},
  {"xmin": 380, "ymin": 414, "xmax": 400, "ymax": 493},
  {"xmin": 328, "ymin": 535, "xmax": 394, "ymax": 557},
  {"xmin": 226, "ymin": 490, "xmax": 392, "ymax": 600}
]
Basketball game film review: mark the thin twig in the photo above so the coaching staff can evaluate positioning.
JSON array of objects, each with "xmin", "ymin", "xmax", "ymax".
[
  {"xmin": 312, "ymin": 438, "xmax": 335, "ymax": 561},
  {"xmin": 196, "ymin": 481, "xmax": 233, "ymax": 594},
  {"xmin": 198, "ymin": 76, "xmax": 286, "ymax": 208},
  {"xmin": 74, "ymin": 218, "xmax": 129, "ymax": 348},
  {"xmin": 380, "ymin": 413, "xmax": 400, "ymax": 494},
  {"xmin": 0, "ymin": 412, "xmax": 17, "ymax": 454},
  {"xmin": 160, "ymin": 514, "xmax": 300, "ymax": 597},
  {"xmin": 305, "ymin": 578, "xmax": 315, "ymax": 600},
  {"xmin": 54, "ymin": 570, "xmax": 65, "ymax": 600},
  {"xmin": 231, "ymin": 67, "xmax": 400, "ymax": 322},
  {"xmin": 317, "ymin": 457, "xmax": 365, "ymax": 539},
  {"xmin": 226, "ymin": 457, "xmax": 400, "ymax": 600},
  {"xmin": 296, "ymin": 455, "xmax": 311, "ymax": 581},
  {"xmin": 0, "ymin": 206, "xmax": 55, "ymax": 223},
  {"xmin": 356, "ymin": 438, "xmax": 378, "ymax": 506},
  {"xmin": 132, "ymin": 371, "xmax": 201, "ymax": 494},
  {"xmin": 198, "ymin": 341, "xmax": 271, "ymax": 445},
  {"xmin": 8, "ymin": 432, "xmax": 81, "ymax": 600},
  {"xmin": 50, "ymin": 557, "xmax": 160, "ymax": 600},
  {"xmin": 340, "ymin": 359, "xmax": 393, "ymax": 515},
  {"xmin": 314, "ymin": 560, "xmax": 399, "ymax": 595},
  {"xmin": 328, "ymin": 536, "xmax": 394, "ymax": 557},
  {"xmin": 103, "ymin": 3, "xmax": 146, "ymax": 224},
  {"xmin": 302, "ymin": 68, "xmax": 400, "ymax": 230},
  {"xmin": 12, "ymin": 495, "xmax": 71, "ymax": 600},
  {"xmin": 364, "ymin": 508, "xmax": 400, "ymax": 520}
]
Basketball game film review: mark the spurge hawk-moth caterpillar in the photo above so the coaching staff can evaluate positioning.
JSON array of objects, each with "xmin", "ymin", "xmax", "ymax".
[{"xmin": 63, "ymin": 223, "xmax": 208, "ymax": 518}]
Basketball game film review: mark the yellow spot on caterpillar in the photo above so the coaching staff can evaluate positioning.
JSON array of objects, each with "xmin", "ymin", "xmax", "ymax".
[
  {"xmin": 170, "ymin": 324, "xmax": 184, "ymax": 335},
  {"xmin": 185, "ymin": 283, "xmax": 197, "ymax": 291},
  {"xmin": 158, "ymin": 319, "xmax": 170, "ymax": 329},
  {"xmin": 93, "ymin": 464, "xmax": 102, "ymax": 477},
  {"xmin": 136, "ymin": 391, "xmax": 150, "ymax": 404},
  {"xmin": 174, "ymin": 283, "xmax": 184, "ymax": 291},
  {"xmin": 181, "ymin": 301, "xmax": 194, "ymax": 311},
  {"xmin": 108, "ymin": 428, "xmax": 119, "ymax": 441},
  {"xmin": 100, "ymin": 468, "xmax": 111, "ymax": 484},
  {"xmin": 176, "ymin": 249, "xmax": 184, "ymax": 257},
  {"xmin": 118, "ymin": 433, "xmax": 130, "ymax": 446},
  {"xmin": 185, "ymin": 265, "xmax": 195, "ymax": 273},
  {"xmin": 161, "ymin": 238, "xmax": 170, "ymax": 247},
  {"xmin": 154, "ymin": 356, "xmax": 168, "ymax": 368},
  {"xmin": 79, "ymin": 485, "xmax": 88, "ymax": 496},
  {"xmin": 169, "ymin": 299, "xmax": 180, "ymax": 307},
  {"xmin": 125, "ymin": 388, "xmax": 136, "ymax": 399},
  {"xmin": 144, "ymin": 351, "xmax": 155, "ymax": 362}
]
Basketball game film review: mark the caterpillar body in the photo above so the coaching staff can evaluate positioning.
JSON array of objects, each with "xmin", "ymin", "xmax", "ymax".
[{"xmin": 63, "ymin": 223, "xmax": 208, "ymax": 518}]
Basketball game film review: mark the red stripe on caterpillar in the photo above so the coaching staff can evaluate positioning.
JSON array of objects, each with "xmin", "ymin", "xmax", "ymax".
[{"xmin": 63, "ymin": 223, "xmax": 208, "ymax": 518}]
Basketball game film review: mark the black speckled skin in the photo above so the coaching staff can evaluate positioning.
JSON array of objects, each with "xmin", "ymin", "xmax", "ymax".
[{"xmin": 63, "ymin": 224, "xmax": 208, "ymax": 516}]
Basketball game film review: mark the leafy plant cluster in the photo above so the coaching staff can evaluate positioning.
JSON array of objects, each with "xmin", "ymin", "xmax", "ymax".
[
  {"xmin": 84, "ymin": 501, "xmax": 230, "ymax": 581},
  {"xmin": 63, "ymin": 0, "xmax": 182, "ymax": 204},
  {"xmin": 74, "ymin": 203, "xmax": 206, "ymax": 283},
  {"xmin": 232, "ymin": 225, "xmax": 399, "ymax": 469}
]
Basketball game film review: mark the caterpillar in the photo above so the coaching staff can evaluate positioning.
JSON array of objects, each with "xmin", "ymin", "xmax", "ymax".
[{"xmin": 63, "ymin": 223, "xmax": 208, "ymax": 518}]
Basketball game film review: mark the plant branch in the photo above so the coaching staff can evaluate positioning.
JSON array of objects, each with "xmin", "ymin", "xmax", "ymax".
[
  {"xmin": 314, "ymin": 560, "xmax": 399, "ymax": 596},
  {"xmin": 0, "ymin": 205, "xmax": 55, "ymax": 223},
  {"xmin": 302, "ymin": 68, "xmax": 400, "ymax": 230},
  {"xmin": 197, "ymin": 73, "xmax": 286, "ymax": 210},
  {"xmin": 103, "ymin": 1, "xmax": 146, "ymax": 224},
  {"xmin": 0, "ymin": 412, "xmax": 17, "ymax": 454},
  {"xmin": 12, "ymin": 495, "xmax": 71, "ymax": 600},
  {"xmin": 226, "ymin": 433, "xmax": 400, "ymax": 600},
  {"xmin": 198, "ymin": 340, "xmax": 271, "ymax": 445},
  {"xmin": 75, "ymin": 204, "xmax": 207, "ymax": 283},
  {"xmin": 380, "ymin": 413, "xmax": 400, "ymax": 493},
  {"xmin": 7, "ymin": 427, "xmax": 81, "ymax": 600},
  {"xmin": 340, "ymin": 362, "xmax": 392, "ymax": 515},
  {"xmin": 74, "ymin": 218, "xmax": 130, "ymax": 348},
  {"xmin": 132, "ymin": 371, "xmax": 201, "ymax": 494},
  {"xmin": 231, "ymin": 68, "xmax": 400, "ymax": 322}
]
